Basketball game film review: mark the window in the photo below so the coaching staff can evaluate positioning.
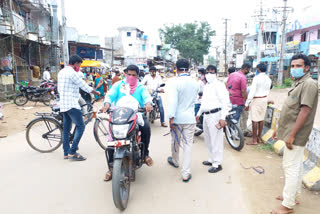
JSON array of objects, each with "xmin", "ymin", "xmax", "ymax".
[
  {"xmin": 128, "ymin": 44, "xmax": 132, "ymax": 46},
  {"xmin": 318, "ymin": 30, "xmax": 320, "ymax": 40},
  {"xmin": 287, "ymin": 36, "xmax": 293, "ymax": 42},
  {"xmin": 301, "ymin": 32, "xmax": 307, "ymax": 42},
  {"xmin": 127, "ymin": 32, "xmax": 131, "ymax": 37}
]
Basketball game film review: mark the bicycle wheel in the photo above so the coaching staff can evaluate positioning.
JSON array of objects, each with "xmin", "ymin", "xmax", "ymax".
[
  {"xmin": 26, "ymin": 117, "xmax": 62, "ymax": 153},
  {"xmin": 94, "ymin": 118, "xmax": 110, "ymax": 150},
  {"xmin": 224, "ymin": 122, "xmax": 244, "ymax": 151}
]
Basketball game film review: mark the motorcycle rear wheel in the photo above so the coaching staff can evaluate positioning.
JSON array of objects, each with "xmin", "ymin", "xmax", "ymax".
[
  {"xmin": 14, "ymin": 95, "xmax": 28, "ymax": 106},
  {"xmin": 224, "ymin": 122, "xmax": 244, "ymax": 151},
  {"xmin": 112, "ymin": 157, "xmax": 131, "ymax": 211},
  {"xmin": 42, "ymin": 94, "xmax": 53, "ymax": 106}
]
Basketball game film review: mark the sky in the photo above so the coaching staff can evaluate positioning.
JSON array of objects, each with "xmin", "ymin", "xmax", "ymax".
[{"xmin": 60, "ymin": 0, "xmax": 320, "ymax": 52}]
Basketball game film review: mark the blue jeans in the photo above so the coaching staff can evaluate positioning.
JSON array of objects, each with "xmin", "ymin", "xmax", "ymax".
[
  {"xmin": 62, "ymin": 108, "xmax": 85, "ymax": 156},
  {"xmin": 156, "ymin": 96, "xmax": 165, "ymax": 123},
  {"xmin": 194, "ymin": 104, "xmax": 201, "ymax": 116},
  {"xmin": 232, "ymin": 105, "xmax": 244, "ymax": 123}
]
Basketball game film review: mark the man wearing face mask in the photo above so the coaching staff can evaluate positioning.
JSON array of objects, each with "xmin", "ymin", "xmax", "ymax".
[
  {"xmin": 227, "ymin": 63, "xmax": 251, "ymax": 123},
  {"xmin": 101, "ymin": 65, "xmax": 153, "ymax": 181},
  {"xmin": 141, "ymin": 66, "xmax": 167, "ymax": 127},
  {"xmin": 271, "ymin": 54, "xmax": 318, "ymax": 214},
  {"xmin": 58, "ymin": 55, "xmax": 101, "ymax": 161},
  {"xmin": 194, "ymin": 68, "xmax": 206, "ymax": 115},
  {"xmin": 196, "ymin": 65, "xmax": 230, "ymax": 173}
]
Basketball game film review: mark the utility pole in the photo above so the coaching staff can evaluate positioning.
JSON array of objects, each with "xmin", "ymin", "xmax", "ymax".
[
  {"xmin": 61, "ymin": 0, "xmax": 69, "ymax": 66},
  {"xmin": 277, "ymin": 0, "xmax": 288, "ymax": 85},
  {"xmin": 111, "ymin": 37, "xmax": 114, "ymax": 67},
  {"xmin": 257, "ymin": 0, "xmax": 265, "ymax": 64},
  {"xmin": 8, "ymin": 0, "xmax": 16, "ymax": 83},
  {"xmin": 223, "ymin": 18, "xmax": 230, "ymax": 76}
]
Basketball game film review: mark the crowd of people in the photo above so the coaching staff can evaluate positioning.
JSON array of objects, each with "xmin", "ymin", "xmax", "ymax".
[{"xmin": 57, "ymin": 53, "xmax": 317, "ymax": 214}]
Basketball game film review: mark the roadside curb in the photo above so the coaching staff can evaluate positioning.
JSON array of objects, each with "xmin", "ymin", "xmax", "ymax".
[{"xmin": 262, "ymin": 106, "xmax": 320, "ymax": 191}]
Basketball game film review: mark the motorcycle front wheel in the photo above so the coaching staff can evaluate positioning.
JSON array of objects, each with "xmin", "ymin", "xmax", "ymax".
[
  {"xmin": 41, "ymin": 93, "xmax": 54, "ymax": 106},
  {"xmin": 14, "ymin": 94, "xmax": 28, "ymax": 106},
  {"xmin": 112, "ymin": 157, "xmax": 131, "ymax": 211},
  {"xmin": 224, "ymin": 122, "xmax": 244, "ymax": 151}
]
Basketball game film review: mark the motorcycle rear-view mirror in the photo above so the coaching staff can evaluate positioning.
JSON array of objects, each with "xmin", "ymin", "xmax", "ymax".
[{"xmin": 160, "ymin": 83, "xmax": 165, "ymax": 87}]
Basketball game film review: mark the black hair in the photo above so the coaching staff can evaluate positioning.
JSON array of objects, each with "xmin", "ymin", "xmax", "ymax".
[
  {"xmin": 198, "ymin": 68, "xmax": 206, "ymax": 74},
  {"xmin": 257, "ymin": 63, "xmax": 267, "ymax": 73},
  {"xmin": 228, "ymin": 67, "xmax": 236, "ymax": 74},
  {"xmin": 127, "ymin": 65, "xmax": 139, "ymax": 74},
  {"xmin": 176, "ymin": 59, "xmax": 189, "ymax": 72},
  {"xmin": 115, "ymin": 71, "xmax": 120, "ymax": 75},
  {"xmin": 241, "ymin": 63, "xmax": 251, "ymax": 70},
  {"xmin": 206, "ymin": 65, "xmax": 217, "ymax": 73},
  {"xmin": 60, "ymin": 64, "xmax": 64, "ymax": 69},
  {"xmin": 291, "ymin": 54, "xmax": 311, "ymax": 67},
  {"xmin": 149, "ymin": 66, "xmax": 157, "ymax": 71},
  {"xmin": 46, "ymin": 67, "xmax": 50, "ymax": 71},
  {"xmin": 123, "ymin": 68, "xmax": 128, "ymax": 73},
  {"xmin": 69, "ymin": 55, "xmax": 83, "ymax": 65}
]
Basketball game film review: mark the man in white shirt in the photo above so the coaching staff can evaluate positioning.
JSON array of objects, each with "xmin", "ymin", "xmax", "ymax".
[
  {"xmin": 43, "ymin": 67, "xmax": 51, "ymax": 81},
  {"xmin": 196, "ymin": 65, "xmax": 230, "ymax": 173},
  {"xmin": 167, "ymin": 59, "xmax": 199, "ymax": 182},
  {"xmin": 58, "ymin": 55, "xmax": 100, "ymax": 161},
  {"xmin": 194, "ymin": 68, "xmax": 206, "ymax": 115},
  {"xmin": 141, "ymin": 66, "xmax": 167, "ymax": 127},
  {"xmin": 245, "ymin": 63, "xmax": 272, "ymax": 145}
]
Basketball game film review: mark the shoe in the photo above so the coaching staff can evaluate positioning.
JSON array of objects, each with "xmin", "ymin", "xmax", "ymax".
[
  {"xmin": 202, "ymin": 161, "xmax": 212, "ymax": 166},
  {"xmin": 208, "ymin": 165, "xmax": 222, "ymax": 173},
  {"xmin": 161, "ymin": 122, "xmax": 168, "ymax": 127},
  {"xmin": 167, "ymin": 157, "xmax": 179, "ymax": 168},
  {"xmin": 182, "ymin": 174, "xmax": 192, "ymax": 183}
]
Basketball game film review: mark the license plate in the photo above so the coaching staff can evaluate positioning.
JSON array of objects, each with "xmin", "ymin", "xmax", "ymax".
[
  {"xmin": 229, "ymin": 111, "xmax": 236, "ymax": 114},
  {"xmin": 107, "ymin": 140, "xmax": 130, "ymax": 147}
]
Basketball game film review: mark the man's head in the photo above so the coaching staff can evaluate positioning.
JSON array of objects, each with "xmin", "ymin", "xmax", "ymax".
[
  {"xmin": 149, "ymin": 66, "xmax": 157, "ymax": 77},
  {"xmin": 256, "ymin": 63, "xmax": 267, "ymax": 73},
  {"xmin": 46, "ymin": 67, "xmax": 50, "ymax": 72},
  {"xmin": 241, "ymin": 63, "xmax": 251, "ymax": 74},
  {"xmin": 126, "ymin": 64, "xmax": 139, "ymax": 78},
  {"xmin": 290, "ymin": 54, "xmax": 310, "ymax": 79},
  {"xmin": 115, "ymin": 71, "xmax": 120, "ymax": 76},
  {"xmin": 176, "ymin": 59, "xmax": 189, "ymax": 73},
  {"xmin": 69, "ymin": 55, "xmax": 83, "ymax": 72},
  {"xmin": 206, "ymin": 65, "xmax": 217, "ymax": 74},
  {"xmin": 228, "ymin": 67, "xmax": 236, "ymax": 75},
  {"xmin": 198, "ymin": 68, "xmax": 206, "ymax": 75}
]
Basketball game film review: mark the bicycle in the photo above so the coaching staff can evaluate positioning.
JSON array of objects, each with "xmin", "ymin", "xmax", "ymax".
[{"xmin": 25, "ymin": 100, "xmax": 111, "ymax": 153}]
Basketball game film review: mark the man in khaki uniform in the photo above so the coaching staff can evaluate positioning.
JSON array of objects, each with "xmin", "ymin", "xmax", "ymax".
[{"xmin": 271, "ymin": 54, "xmax": 318, "ymax": 214}]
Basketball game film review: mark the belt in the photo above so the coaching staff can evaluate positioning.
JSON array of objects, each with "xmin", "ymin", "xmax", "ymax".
[
  {"xmin": 204, "ymin": 108, "xmax": 221, "ymax": 115},
  {"xmin": 253, "ymin": 96, "xmax": 267, "ymax": 99}
]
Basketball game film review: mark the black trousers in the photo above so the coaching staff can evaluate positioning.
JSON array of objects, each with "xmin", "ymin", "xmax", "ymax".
[{"xmin": 105, "ymin": 115, "xmax": 151, "ymax": 168}]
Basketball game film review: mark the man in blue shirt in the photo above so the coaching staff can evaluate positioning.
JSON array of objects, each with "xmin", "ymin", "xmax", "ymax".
[
  {"xmin": 101, "ymin": 65, "xmax": 153, "ymax": 181},
  {"xmin": 167, "ymin": 59, "xmax": 199, "ymax": 182}
]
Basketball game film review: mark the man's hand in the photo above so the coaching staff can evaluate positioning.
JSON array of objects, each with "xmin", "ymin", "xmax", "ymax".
[
  {"xmin": 272, "ymin": 130, "xmax": 278, "ymax": 140},
  {"xmin": 169, "ymin": 117, "xmax": 175, "ymax": 130},
  {"xmin": 244, "ymin": 106, "xmax": 249, "ymax": 111},
  {"xmin": 196, "ymin": 116, "xmax": 200, "ymax": 123},
  {"xmin": 218, "ymin": 120, "xmax": 227, "ymax": 129},
  {"xmin": 285, "ymin": 135, "xmax": 294, "ymax": 150},
  {"xmin": 100, "ymin": 103, "xmax": 110, "ymax": 113},
  {"xmin": 92, "ymin": 90, "xmax": 100, "ymax": 96},
  {"xmin": 159, "ymin": 89, "xmax": 165, "ymax": 93},
  {"xmin": 145, "ymin": 103, "xmax": 153, "ymax": 113}
]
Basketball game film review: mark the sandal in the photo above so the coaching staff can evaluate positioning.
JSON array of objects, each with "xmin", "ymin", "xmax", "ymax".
[
  {"xmin": 68, "ymin": 153, "xmax": 86, "ymax": 161},
  {"xmin": 167, "ymin": 157, "xmax": 178, "ymax": 168},
  {"xmin": 183, "ymin": 174, "xmax": 192, "ymax": 183},
  {"xmin": 244, "ymin": 132, "xmax": 253, "ymax": 137},
  {"xmin": 104, "ymin": 170, "xmax": 112, "ymax": 182},
  {"xmin": 144, "ymin": 156, "xmax": 154, "ymax": 166}
]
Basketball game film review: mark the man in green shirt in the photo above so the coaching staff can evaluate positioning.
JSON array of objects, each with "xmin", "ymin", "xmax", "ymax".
[{"xmin": 271, "ymin": 54, "xmax": 318, "ymax": 214}]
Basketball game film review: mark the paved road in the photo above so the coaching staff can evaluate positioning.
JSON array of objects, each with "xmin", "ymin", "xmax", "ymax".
[{"xmin": 0, "ymin": 120, "xmax": 250, "ymax": 214}]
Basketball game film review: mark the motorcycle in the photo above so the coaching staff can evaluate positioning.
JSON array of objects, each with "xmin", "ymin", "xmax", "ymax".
[
  {"xmin": 40, "ymin": 80, "xmax": 56, "ymax": 89},
  {"xmin": 147, "ymin": 83, "xmax": 165, "ymax": 124},
  {"xmin": 194, "ymin": 105, "xmax": 245, "ymax": 151},
  {"xmin": 105, "ymin": 105, "xmax": 146, "ymax": 211},
  {"xmin": 14, "ymin": 85, "xmax": 54, "ymax": 106}
]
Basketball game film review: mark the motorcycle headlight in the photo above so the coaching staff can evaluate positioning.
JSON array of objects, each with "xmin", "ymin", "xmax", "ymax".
[{"xmin": 112, "ymin": 124, "xmax": 130, "ymax": 139}]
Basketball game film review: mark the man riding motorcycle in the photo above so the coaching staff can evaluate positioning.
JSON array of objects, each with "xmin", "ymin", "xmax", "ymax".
[
  {"xmin": 141, "ymin": 66, "xmax": 167, "ymax": 127},
  {"xmin": 100, "ymin": 64, "xmax": 153, "ymax": 181}
]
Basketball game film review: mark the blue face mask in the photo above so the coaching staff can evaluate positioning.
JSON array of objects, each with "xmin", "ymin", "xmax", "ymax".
[
  {"xmin": 290, "ymin": 68, "xmax": 305, "ymax": 79},
  {"xmin": 256, "ymin": 70, "xmax": 259, "ymax": 76}
]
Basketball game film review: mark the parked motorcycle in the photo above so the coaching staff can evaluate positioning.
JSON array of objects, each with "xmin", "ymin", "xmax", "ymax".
[
  {"xmin": 14, "ymin": 85, "xmax": 54, "ymax": 106},
  {"xmin": 40, "ymin": 80, "xmax": 56, "ymax": 88},
  {"xmin": 147, "ymin": 83, "xmax": 165, "ymax": 124},
  {"xmin": 106, "ymin": 106, "xmax": 146, "ymax": 211},
  {"xmin": 194, "ymin": 106, "xmax": 245, "ymax": 151}
]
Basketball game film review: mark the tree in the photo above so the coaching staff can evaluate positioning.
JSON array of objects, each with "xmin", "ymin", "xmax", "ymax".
[
  {"xmin": 159, "ymin": 22, "xmax": 215, "ymax": 64},
  {"xmin": 208, "ymin": 56, "xmax": 216, "ymax": 65}
]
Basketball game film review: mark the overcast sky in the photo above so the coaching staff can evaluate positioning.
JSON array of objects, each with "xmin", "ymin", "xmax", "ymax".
[{"xmin": 61, "ymin": 0, "xmax": 320, "ymax": 50}]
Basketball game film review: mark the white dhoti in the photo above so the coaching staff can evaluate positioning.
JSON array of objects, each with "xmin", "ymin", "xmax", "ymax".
[
  {"xmin": 249, "ymin": 97, "xmax": 268, "ymax": 122},
  {"xmin": 171, "ymin": 124, "xmax": 195, "ymax": 179},
  {"xmin": 203, "ymin": 112, "xmax": 224, "ymax": 168}
]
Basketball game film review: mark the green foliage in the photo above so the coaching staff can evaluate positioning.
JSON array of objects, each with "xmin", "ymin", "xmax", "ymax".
[
  {"xmin": 284, "ymin": 78, "xmax": 293, "ymax": 87},
  {"xmin": 257, "ymin": 143, "xmax": 274, "ymax": 152},
  {"xmin": 208, "ymin": 56, "xmax": 216, "ymax": 65},
  {"xmin": 159, "ymin": 22, "xmax": 215, "ymax": 64}
]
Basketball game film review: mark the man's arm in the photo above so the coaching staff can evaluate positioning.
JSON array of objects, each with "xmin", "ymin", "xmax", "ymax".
[
  {"xmin": 167, "ymin": 81, "xmax": 178, "ymax": 121},
  {"xmin": 141, "ymin": 76, "xmax": 148, "ymax": 86},
  {"xmin": 71, "ymin": 71, "xmax": 93, "ymax": 94},
  {"xmin": 241, "ymin": 77, "xmax": 248, "ymax": 101},
  {"xmin": 245, "ymin": 77, "xmax": 257, "ymax": 107}
]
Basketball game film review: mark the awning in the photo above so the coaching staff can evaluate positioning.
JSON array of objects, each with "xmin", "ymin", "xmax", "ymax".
[
  {"xmin": 60, "ymin": 60, "xmax": 102, "ymax": 67},
  {"xmin": 309, "ymin": 44, "xmax": 320, "ymax": 55}
]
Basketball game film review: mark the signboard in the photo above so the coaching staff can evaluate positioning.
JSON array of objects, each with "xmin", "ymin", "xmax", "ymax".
[
  {"xmin": 96, "ymin": 50, "xmax": 103, "ymax": 59},
  {"xmin": 69, "ymin": 45, "xmax": 77, "ymax": 56},
  {"xmin": 1, "ymin": 57, "xmax": 12, "ymax": 71},
  {"xmin": 77, "ymin": 47, "xmax": 96, "ymax": 59}
]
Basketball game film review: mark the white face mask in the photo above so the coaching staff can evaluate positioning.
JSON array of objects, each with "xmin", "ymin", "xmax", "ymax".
[{"xmin": 205, "ymin": 73, "xmax": 216, "ymax": 83}]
